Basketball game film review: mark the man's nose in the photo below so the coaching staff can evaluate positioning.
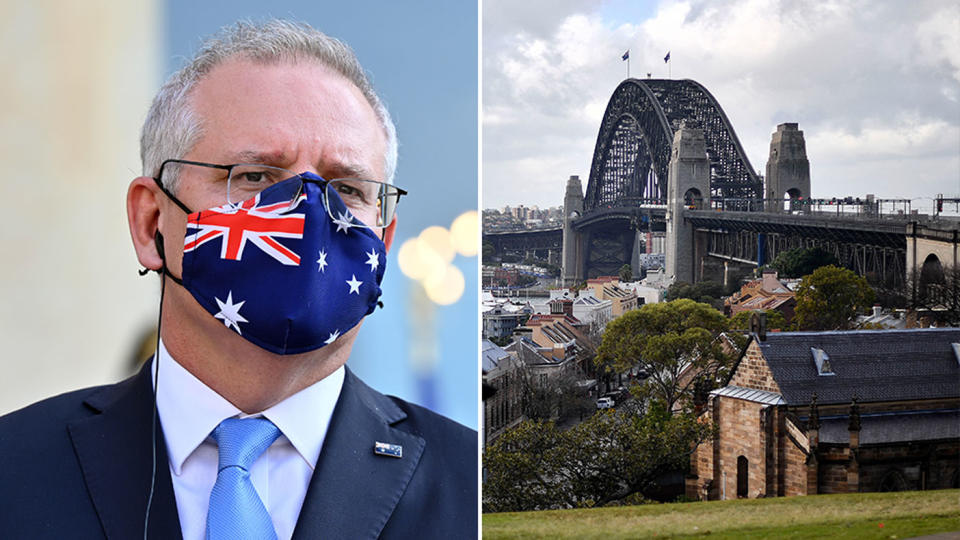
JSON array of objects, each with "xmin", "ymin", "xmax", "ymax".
[{"xmin": 289, "ymin": 161, "xmax": 322, "ymax": 179}]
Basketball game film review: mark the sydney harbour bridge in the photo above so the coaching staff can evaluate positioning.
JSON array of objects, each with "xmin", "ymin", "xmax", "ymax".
[{"xmin": 485, "ymin": 78, "xmax": 956, "ymax": 290}]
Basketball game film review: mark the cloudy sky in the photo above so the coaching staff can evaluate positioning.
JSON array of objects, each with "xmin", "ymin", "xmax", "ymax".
[{"xmin": 482, "ymin": 0, "xmax": 960, "ymax": 212}]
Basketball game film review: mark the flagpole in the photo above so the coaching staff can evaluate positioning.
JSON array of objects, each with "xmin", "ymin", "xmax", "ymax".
[{"xmin": 627, "ymin": 57, "xmax": 630, "ymax": 79}]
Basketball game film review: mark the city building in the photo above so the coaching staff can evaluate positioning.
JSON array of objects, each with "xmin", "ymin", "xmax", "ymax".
[
  {"xmin": 724, "ymin": 270, "xmax": 797, "ymax": 323},
  {"xmin": 572, "ymin": 291, "xmax": 613, "ymax": 335},
  {"xmin": 688, "ymin": 327, "xmax": 960, "ymax": 500},
  {"xmin": 481, "ymin": 292, "xmax": 534, "ymax": 340},
  {"xmin": 482, "ymin": 339, "xmax": 524, "ymax": 446},
  {"xmin": 855, "ymin": 306, "xmax": 907, "ymax": 329},
  {"xmin": 481, "ymin": 304, "xmax": 525, "ymax": 340},
  {"xmin": 585, "ymin": 276, "xmax": 639, "ymax": 316},
  {"xmin": 514, "ymin": 313, "xmax": 597, "ymax": 376}
]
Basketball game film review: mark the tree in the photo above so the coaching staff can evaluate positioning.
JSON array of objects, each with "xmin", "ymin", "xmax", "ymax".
[
  {"xmin": 618, "ymin": 264, "xmax": 633, "ymax": 282},
  {"xmin": 665, "ymin": 280, "xmax": 726, "ymax": 310},
  {"xmin": 728, "ymin": 309, "xmax": 787, "ymax": 332},
  {"xmin": 482, "ymin": 420, "xmax": 566, "ymax": 512},
  {"xmin": 770, "ymin": 246, "xmax": 839, "ymax": 279},
  {"xmin": 596, "ymin": 299, "xmax": 732, "ymax": 413},
  {"xmin": 482, "ymin": 241, "xmax": 496, "ymax": 263},
  {"xmin": 793, "ymin": 265, "xmax": 876, "ymax": 330},
  {"xmin": 483, "ymin": 404, "xmax": 715, "ymax": 512},
  {"xmin": 515, "ymin": 365, "xmax": 591, "ymax": 423}
]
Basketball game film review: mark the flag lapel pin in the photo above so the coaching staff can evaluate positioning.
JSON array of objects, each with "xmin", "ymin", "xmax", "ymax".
[{"xmin": 374, "ymin": 441, "xmax": 403, "ymax": 458}]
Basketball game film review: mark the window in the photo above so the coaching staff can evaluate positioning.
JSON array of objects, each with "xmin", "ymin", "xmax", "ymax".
[{"xmin": 737, "ymin": 456, "xmax": 749, "ymax": 498}]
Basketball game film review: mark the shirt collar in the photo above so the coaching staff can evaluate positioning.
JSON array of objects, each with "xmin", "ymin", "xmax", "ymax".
[{"xmin": 153, "ymin": 339, "xmax": 344, "ymax": 475}]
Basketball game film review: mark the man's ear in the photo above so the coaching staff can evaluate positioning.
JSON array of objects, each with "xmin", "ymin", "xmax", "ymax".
[
  {"xmin": 382, "ymin": 213, "xmax": 397, "ymax": 252},
  {"xmin": 127, "ymin": 176, "xmax": 163, "ymax": 270}
]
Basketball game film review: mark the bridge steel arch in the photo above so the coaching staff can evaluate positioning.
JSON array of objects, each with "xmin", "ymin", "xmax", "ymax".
[
  {"xmin": 570, "ymin": 78, "xmax": 763, "ymax": 279},
  {"xmin": 583, "ymin": 78, "xmax": 762, "ymax": 212}
]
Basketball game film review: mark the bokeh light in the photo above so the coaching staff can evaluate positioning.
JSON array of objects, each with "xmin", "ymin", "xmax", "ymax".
[
  {"xmin": 423, "ymin": 264, "xmax": 465, "ymax": 305},
  {"xmin": 398, "ymin": 217, "xmax": 477, "ymax": 306},
  {"xmin": 449, "ymin": 210, "xmax": 478, "ymax": 257},
  {"xmin": 418, "ymin": 225, "xmax": 456, "ymax": 264}
]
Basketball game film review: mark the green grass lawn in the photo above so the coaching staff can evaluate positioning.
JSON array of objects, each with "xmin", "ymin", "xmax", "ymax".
[{"xmin": 482, "ymin": 489, "xmax": 960, "ymax": 539}]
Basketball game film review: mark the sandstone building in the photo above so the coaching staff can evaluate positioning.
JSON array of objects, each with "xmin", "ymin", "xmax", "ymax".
[{"xmin": 688, "ymin": 328, "xmax": 960, "ymax": 500}]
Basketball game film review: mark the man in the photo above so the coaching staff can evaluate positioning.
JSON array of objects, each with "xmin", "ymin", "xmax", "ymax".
[{"xmin": 0, "ymin": 20, "xmax": 476, "ymax": 539}]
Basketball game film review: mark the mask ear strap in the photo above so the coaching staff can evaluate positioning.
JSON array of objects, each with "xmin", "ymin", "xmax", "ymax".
[
  {"xmin": 137, "ymin": 230, "xmax": 185, "ymax": 286},
  {"xmin": 139, "ymin": 178, "xmax": 192, "ymax": 281}
]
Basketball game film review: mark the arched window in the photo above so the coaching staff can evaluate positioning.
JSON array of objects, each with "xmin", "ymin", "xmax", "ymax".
[
  {"xmin": 784, "ymin": 188, "xmax": 803, "ymax": 212},
  {"xmin": 879, "ymin": 469, "xmax": 907, "ymax": 492},
  {"xmin": 683, "ymin": 188, "xmax": 702, "ymax": 210},
  {"xmin": 919, "ymin": 253, "xmax": 945, "ymax": 304},
  {"xmin": 737, "ymin": 456, "xmax": 749, "ymax": 498}
]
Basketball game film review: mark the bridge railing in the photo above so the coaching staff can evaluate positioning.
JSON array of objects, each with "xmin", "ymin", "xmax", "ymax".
[{"xmin": 698, "ymin": 197, "xmax": 922, "ymax": 220}]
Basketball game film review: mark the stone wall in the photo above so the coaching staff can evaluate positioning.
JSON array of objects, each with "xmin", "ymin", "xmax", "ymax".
[
  {"xmin": 782, "ymin": 418, "xmax": 810, "ymax": 496},
  {"xmin": 714, "ymin": 396, "xmax": 767, "ymax": 499},
  {"xmin": 729, "ymin": 341, "xmax": 782, "ymax": 394},
  {"xmin": 816, "ymin": 446, "xmax": 852, "ymax": 494}
]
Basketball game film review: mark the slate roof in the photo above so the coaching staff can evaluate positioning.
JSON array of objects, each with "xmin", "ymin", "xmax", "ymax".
[
  {"xmin": 752, "ymin": 328, "xmax": 960, "ymax": 406},
  {"xmin": 574, "ymin": 295, "xmax": 604, "ymax": 305},
  {"xmin": 819, "ymin": 410, "xmax": 960, "ymax": 445},
  {"xmin": 482, "ymin": 339, "xmax": 511, "ymax": 373}
]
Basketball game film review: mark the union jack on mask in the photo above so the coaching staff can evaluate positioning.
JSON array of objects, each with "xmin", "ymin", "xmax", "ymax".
[{"xmin": 174, "ymin": 172, "xmax": 386, "ymax": 355}]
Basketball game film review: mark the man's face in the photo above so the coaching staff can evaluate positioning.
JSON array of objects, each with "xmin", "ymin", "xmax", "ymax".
[
  {"xmin": 158, "ymin": 56, "xmax": 388, "ymax": 277},
  {"xmin": 154, "ymin": 57, "xmax": 388, "ymax": 346}
]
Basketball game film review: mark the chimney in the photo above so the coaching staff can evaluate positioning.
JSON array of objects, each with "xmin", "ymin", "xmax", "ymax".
[
  {"xmin": 872, "ymin": 305, "xmax": 882, "ymax": 318},
  {"xmin": 750, "ymin": 311, "xmax": 768, "ymax": 341}
]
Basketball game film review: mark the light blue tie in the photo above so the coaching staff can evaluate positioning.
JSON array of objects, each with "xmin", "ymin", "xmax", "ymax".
[{"xmin": 206, "ymin": 417, "xmax": 281, "ymax": 540}]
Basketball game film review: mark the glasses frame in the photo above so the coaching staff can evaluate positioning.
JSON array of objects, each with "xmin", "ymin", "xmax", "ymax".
[{"xmin": 155, "ymin": 158, "xmax": 407, "ymax": 230}]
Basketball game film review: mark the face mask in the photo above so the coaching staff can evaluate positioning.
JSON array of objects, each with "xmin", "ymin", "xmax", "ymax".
[{"xmin": 158, "ymin": 172, "xmax": 386, "ymax": 355}]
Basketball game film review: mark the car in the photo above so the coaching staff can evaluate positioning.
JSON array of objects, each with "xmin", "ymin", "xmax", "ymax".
[{"xmin": 596, "ymin": 397, "xmax": 615, "ymax": 409}]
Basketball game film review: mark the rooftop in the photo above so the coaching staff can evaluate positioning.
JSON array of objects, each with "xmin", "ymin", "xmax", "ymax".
[
  {"xmin": 750, "ymin": 328, "xmax": 960, "ymax": 405},
  {"xmin": 481, "ymin": 339, "xmax": 512, "ymax": 373}
]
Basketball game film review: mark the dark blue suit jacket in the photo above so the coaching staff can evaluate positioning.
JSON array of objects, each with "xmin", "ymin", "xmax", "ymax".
[{"xmin": 0, "ymin": 363, "xmax": 477, "ymax": 539}]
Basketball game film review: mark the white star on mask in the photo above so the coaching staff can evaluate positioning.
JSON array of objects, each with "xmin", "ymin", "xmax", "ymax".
[
  {"xmin": 214, "ymin": 291, "xmax": 248, "ymax": 334},
  {"xmin": 365, "ymin": 249, "xmax": 379, "ymax": 271},
  {"xmin": 324, "ymin": 329, "xmax": 341, "ymax": 345},
  {"xmin": 317, "ymin": 249, "xmax": 328, "ymax": 272},
  {"xmin": 334, "ymin": 210, "xmax": 356, "ymax": 234},
  {"xmin": 346, "ymin": 274, "xmax": 363, "ymax": 295}
]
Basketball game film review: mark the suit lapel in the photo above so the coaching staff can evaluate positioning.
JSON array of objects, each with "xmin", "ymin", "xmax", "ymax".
[
  {"xmin": 68, "ymin": 362, "xmax": 182, "ymax": 539},
  {"xmin": 292, "ymin": 369, "xmax": 425, "ymax": 540}
]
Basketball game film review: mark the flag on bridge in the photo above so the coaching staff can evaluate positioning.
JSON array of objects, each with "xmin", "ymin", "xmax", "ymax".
[
  {"xmin": 664, "ymin": 51, "xmax": 670, "ymax": 63},
  {"xmin": 622, "ymin": 50, "xmax": 629, "ymax": 61}
]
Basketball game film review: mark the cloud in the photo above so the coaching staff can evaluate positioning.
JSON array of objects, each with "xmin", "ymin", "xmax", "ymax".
[{"xmin": 483, "ymin": 0, "xmax": 960, "ymax": 210}]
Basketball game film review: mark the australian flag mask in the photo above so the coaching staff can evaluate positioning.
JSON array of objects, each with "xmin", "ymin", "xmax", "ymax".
[{"xmin": 170, "ymin": 172, "xmax": 386, "ymax": 355}]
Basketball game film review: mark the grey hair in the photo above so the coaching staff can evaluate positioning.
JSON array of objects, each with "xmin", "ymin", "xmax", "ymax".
[{"xmin": 140, "ymin": 19, "xmax": 398, "ymax": 191}]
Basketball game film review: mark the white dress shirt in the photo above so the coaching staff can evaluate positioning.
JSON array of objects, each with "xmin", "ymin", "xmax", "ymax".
[{"xmin": 153, "ymin": 340, "xmax": 344, "ymax": 540}]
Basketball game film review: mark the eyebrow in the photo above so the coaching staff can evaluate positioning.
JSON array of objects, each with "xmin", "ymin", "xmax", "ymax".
[
  {"xmin": 226, "ymin": 150, "xmax": 378, "ymax": 180},
  {"xmin": 324, "ymin": 162, "xmax": 376, "ymax": 180},
  {"xmin": 229, "ymin": 150, "xmax": 287, "ymax": 165}
]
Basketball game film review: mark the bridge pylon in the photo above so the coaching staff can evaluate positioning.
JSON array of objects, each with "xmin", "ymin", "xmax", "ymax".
[
  {"xmin": 562, "ymin": 175, "xmax": 585, "ymax": 285},
  {"xmin": 765, "ymin": 123, "xmax": 810, "ymax": 213},
  {"xmin": 666, "ymin": 122, "xmax": 710, "ymax": 284}
]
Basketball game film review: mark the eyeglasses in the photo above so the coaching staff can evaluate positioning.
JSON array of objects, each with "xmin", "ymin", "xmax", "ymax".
[{"xmin": 156, "ymin": 159, "xmax": 407, "ymax": 230}]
